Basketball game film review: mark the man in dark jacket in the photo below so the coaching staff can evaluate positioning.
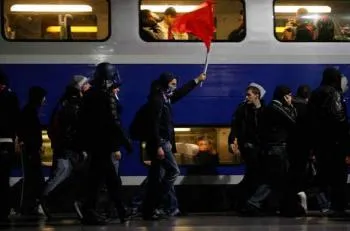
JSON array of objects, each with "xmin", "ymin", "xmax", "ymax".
[
  {"xmin": 142, "ymin": 72, "xmax": 206, "ymax": 220},
  {"xmin": 42, "ymin": 75, "xmax": 90, "ymax": 218},
  {"xmin": 228, "ymin": 83, "xmax": 266, "ymax": 211},
  {"xmin": 18, "ymin": 86, "xmax": 47, "ymax": 215},
  {"xmin": 281, "ymin": 85, "xmax": 312, "ymax": 216},
  {"xmin": 244, "ymin": 85, "xmax": 297, "ymax": 215},
  {"xmin": 79, "ymin": 62, "xmax": 132, "ymax": 225},
  {"xmin": 0, "ymin": 70, "xmax": 20, "ymax": 223},
  {"xmin": 308, "ymin": 67, "xmax": 350, "ymax": 217}
]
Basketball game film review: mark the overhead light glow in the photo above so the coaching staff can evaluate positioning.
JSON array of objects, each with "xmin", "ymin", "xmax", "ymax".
[
  {"xmin": 174, "ymin": 128, "xmax": 191, "ymax": 132},
  {"xmin": 46, "ymin": 26, "xmax": 98, "ymax": 33},
  {"xmin": 10, "ymin": 4, "xmax": 92, "ymax": 13},
  {"xmin": 275, "ymin": 5, "xmax": 331, "ymax": 13},
  {"xmin": 140, "ymin": 5, "xmax": 198, "ymax": 13}
]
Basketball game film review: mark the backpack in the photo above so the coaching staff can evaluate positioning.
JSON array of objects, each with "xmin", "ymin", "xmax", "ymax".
[{"xmin": 129, "ymin": 102, "xmax": 152, "ymax": 141}]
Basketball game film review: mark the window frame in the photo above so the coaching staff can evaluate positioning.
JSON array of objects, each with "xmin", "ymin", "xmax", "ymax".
[
  {"xmin": 138, "ymin": 0, "xmax": 246, "ymax": 43},
  {"xmin": 1, "ymin": 0, "xmax": 112, "ymax": 42}
]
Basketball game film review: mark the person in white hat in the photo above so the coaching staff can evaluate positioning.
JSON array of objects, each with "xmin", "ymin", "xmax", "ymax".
[{"xmin": 228, "ymin": 83, "xmax": 266, "ymax": 213}]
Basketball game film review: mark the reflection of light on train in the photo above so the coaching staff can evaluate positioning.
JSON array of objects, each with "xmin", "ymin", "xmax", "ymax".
[{"xmin": 1, "ymin": 0, "xmax": 350, "ymax": 211}]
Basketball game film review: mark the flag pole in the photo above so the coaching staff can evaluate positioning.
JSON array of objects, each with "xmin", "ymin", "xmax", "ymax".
[{"xmin": 201, "ymin": 49, "xmax": 210, "ymax": 87}]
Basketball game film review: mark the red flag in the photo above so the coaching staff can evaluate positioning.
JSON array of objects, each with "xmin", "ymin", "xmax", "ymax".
[{"xmin": 171, "ymin": 0, "xmax": 215, "ymax": 51}]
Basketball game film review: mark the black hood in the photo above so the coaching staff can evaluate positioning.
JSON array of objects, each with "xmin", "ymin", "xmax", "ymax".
[
  {"xmin": 0, "ymin": 69, "xmax": 8, "ymax": 86},
  {"xmin": 273, "ymin": 85, "xmax": 292, "ymax": 103},
  {"xmin": 158, "ymin": 72, "xmax": 177, "ymax": 90},
  {"xmin": 321, "ymin": 67, "xmax": 342, "ymax": 91},
  {"xmin": 28, "ymin": 86, "xmax": 47, "ymax": 106}
]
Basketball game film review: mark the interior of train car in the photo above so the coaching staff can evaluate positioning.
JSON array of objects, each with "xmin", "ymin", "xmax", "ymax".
[{"xmin": 274, "ymin": 0, "xmax": 350, "ymax": 41}]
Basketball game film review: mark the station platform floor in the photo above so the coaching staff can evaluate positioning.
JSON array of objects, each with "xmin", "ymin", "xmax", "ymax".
[{"xmin": 1, "ymin": 212, "xmax": 350, "ymax": 231}]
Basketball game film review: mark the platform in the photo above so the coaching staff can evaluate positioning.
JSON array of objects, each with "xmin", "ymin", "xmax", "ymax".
[{"xmin": 2, "ymin": 214, "xmax": 350, "ymax": 231}]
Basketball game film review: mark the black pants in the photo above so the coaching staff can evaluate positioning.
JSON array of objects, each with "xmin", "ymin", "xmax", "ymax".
[
  {"xmin": 315, "ymin": 144, "xmax": 347, "ymax": 212},
  {"xmin": 0, "ymin": 142, "xmax": 13, "ymax": 219},
  {"xmin": 236, "ymin": 144, "xmax": 261, "ymax": 209},
  {"xmin": 247, "ymin": 144, "xmax": 289, "ymax": 211},
  {"xmin": 83, "ymin": 151, "xmax": 124, "ymax": 216},
  {"xmin": 21, "ymin": 147, "xmax": 45, "ymax": 214}
]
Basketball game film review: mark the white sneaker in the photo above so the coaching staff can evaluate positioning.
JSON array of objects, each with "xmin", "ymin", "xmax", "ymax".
[{"xmin": 297, "ymin": 191, "xmax": 307, "ymax": 212}]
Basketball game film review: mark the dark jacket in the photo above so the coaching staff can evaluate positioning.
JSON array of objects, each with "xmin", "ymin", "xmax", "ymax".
[
  {"xmin": 49, "ymin": 88, "xmax": 82, "ymax": 153},
  {"xmin": 228, "ymin": 102, "xmax": 265, "ymax": 147},
  {"xmin": 79, "ymin": 87, "xmax": 130, "ymax": 153},
  {"xmin": 148, "ymin": 79, "xmax": 199, "ymax": 149},
  {"xmin": 308, "ymin": 85, "xmax": 349, "ymax": 144},
  {"xmin": 18, "ymin": 104, "xmax": 43, "ymax": 151},
  {"xmin": 0, "ymin": 88, "xmax": 20, "ymax": 140},
  {"xmin": 261, "ymin": 100, "xmax": 297, "ymax": 145}
]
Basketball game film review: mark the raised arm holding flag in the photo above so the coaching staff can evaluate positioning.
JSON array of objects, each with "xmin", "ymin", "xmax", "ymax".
[{"xmin": 171, "ymin": 0, "xmax": 215, "ymax": 85}]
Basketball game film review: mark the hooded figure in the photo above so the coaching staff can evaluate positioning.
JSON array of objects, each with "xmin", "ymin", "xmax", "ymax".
[
  {"xmin": 142, "ymin": 71, "xmax": 205, "ymax": 220},
  {"xmin": 18, "ymin": 86, "xmax": 47, "ymax": 215},
  {"xmin": 0, "ymin": 69, "xmax": 20, "ymax": 222},
  {"xmin": 78, "ymin": 62, "xmax": 131, "ymax": 225},
  {"xmin": 308, "ymin": 67, "xmax": 350, "ymax": 216}
]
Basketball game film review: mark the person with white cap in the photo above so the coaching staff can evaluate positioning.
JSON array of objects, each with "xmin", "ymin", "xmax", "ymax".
[
  {"xmin": 228, "ymin": 82, "xmax": 266, "ymax": 212},
  {"xmin": 41, "ymin": 75, "xmax": 91, "ymax": 219}
]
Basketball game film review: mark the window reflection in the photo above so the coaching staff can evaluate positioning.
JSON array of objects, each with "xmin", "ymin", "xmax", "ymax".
[{"xmin": 142, "ymin": 127, "xmax": 242, "ymax": 166}]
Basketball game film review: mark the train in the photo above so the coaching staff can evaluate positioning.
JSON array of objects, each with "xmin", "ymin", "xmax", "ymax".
[{"xmin": 1, "ymin": 0, "xmax": 350, "ymax": 212}]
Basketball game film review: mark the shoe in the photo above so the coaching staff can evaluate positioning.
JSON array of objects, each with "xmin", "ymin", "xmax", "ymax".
[
  {"xmin": 167, "ymin": 208, "xmax": 181, "ymax": 217},
  {"xmin": 324, "ymin": 210, "xmax": 350, "ymax": 218},
  {"xmin": 74, "ymin": 201, "xmax": 84, "ymax": 220},
  {"xmin": 81, "ymin": 210, "xmax": 108, "ymax": 225},
  {"xmin": 40, "ymin": 197, "xmax": 52, "ymax": 220},
  {"xmin": 142, "ymin": 213, "xmax": 161, "ymax": 221},
  {"xmin": 116, "ymin": 206, "xmax": 129, "ymax": 224},
  {"xmin": 297, "ymin": 192, "xmax": 307, "ymax": 212}
]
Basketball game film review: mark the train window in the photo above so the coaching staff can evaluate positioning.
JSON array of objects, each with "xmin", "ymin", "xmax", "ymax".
[
  {"xmin": 274, "ymin": 0, "xmax": 350, "ymax": 42},
  {"xmin": 139, "ymin": 0, "xmax": 246, "ymax": 42},
  {"xmin": 2, "ymin": 0, "xmax": 110, "ymax": 41},
  {"xmin": 141, "ymin": 127, "xmax": 242, "ymax": 166}
]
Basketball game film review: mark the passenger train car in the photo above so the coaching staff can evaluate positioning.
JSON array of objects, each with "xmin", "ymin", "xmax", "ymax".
[{"xmin": 1, "ymin": 0, "xmax": 350, "ymax": 211}]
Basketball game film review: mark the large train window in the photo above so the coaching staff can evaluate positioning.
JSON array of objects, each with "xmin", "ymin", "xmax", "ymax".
[
  {"xmin": 274, "ymin": 0, "xmax": 350, "ymax": 42},
  {"xmin": 2, "ymin": 0, "xmax": 110, "ymax": 41},
  {"xmin": 139, "ymin": 0, "xmax": 246, "ymax": 42},
  {"xmin": 141, "ymin": 127, "xmax": 242, "ymax": 166}
]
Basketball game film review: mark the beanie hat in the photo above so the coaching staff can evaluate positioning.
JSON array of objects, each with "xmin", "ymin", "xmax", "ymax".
[
  {"xmin": 70, "ymin": 75, "xmax": 89, "ymax": 90},
  {"xmin": 273, "ymin": 85, "xmax": 292, "ymax": 102}
]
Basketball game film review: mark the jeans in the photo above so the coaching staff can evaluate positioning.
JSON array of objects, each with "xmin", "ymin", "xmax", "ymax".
[
  {"xmin": 43, "ymin": 158, "xmax": 73, "ymax": 196},
  {"xmin": 143, "ymin": 139, "xmax": 180, "ymax": 215}
]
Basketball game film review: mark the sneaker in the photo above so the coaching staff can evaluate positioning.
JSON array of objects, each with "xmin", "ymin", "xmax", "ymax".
[
  {"xmin": 297, "ymin": 192, "xmax": 307, "ymax": 212},
  {"xmin": 74, "ymin": 201, "xmax": 84, "ymax": 220},
  {"xmin": 167, "ymin": 208, "xmax": 181, "ymax": 217}
]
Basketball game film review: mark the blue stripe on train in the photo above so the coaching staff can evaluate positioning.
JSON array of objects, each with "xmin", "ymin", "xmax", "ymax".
[{"xmin": 2, "ymin": 64, "xmax": 350, "ymax": 177}]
